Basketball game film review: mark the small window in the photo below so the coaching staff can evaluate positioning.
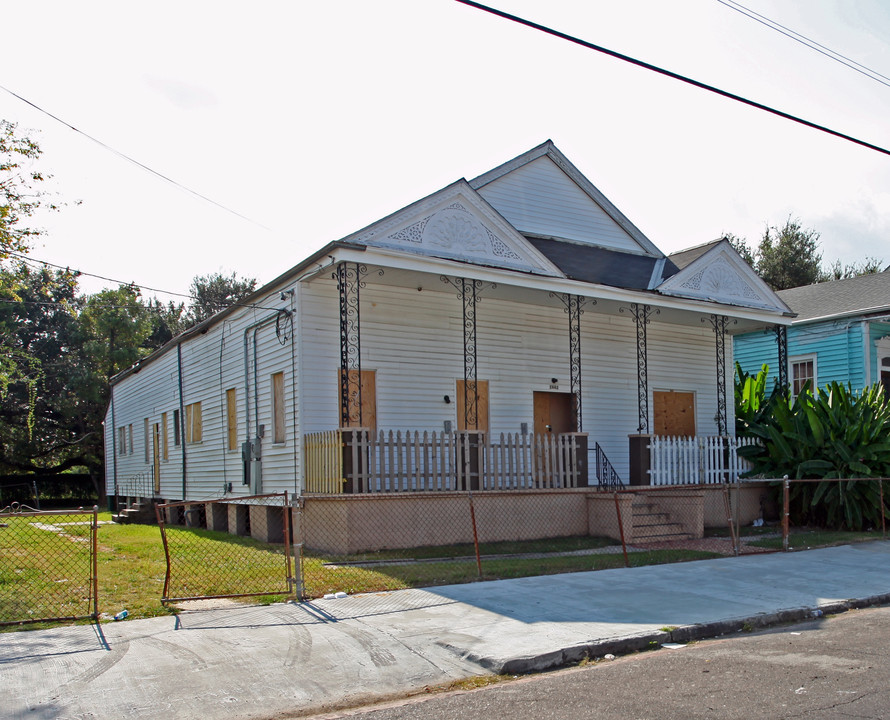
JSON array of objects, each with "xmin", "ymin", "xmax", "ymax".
[
  {"xmin": 128, "ymin": 424, "xmax": 134, "ymax": 455},
  {"xmin": 272, "ymin": 373, "xmax": 286, "ymax": 444},
  {"xmin": 790, "ymin": 355, "xmax": 816, "ymax": 397},
  {"xmin": 161, "ymin": 412, "xmax": 169, "ymax": 461},
  {"xmin": 118, "ymin": 426, "xmax": 127, "ymax": 455},
  {"xmin": 185, "ymin": 402, "xmax": 203, "ymax": 444},
  {"xmin": 173, "ymin": 409, "xmax": 181, "ymax": 446},
  {"xmin": 226, "ymin": 388, "xmax": 238, "ymax": 451},
  {"xmin": 144, "ymin": 418, "xmax": 150, "ymax": 463}
]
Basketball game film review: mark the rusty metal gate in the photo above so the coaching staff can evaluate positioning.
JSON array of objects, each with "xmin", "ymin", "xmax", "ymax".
[
  {"xmin": 0, "ymin": 504, "xmax": 99, "ymax": 626},
  {"xmin": 156, "ymin": 493, "xmax": 296, "ymax": 603}
]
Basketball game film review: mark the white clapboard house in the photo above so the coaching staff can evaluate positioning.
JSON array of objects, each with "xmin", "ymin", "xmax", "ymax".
[{"xmin": 105, "ymin": 141, "xmax": 792, "ymax": 519}]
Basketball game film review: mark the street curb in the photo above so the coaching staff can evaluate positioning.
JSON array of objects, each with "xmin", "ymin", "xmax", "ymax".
[{"xmin": 477, "ymin": 593, "xmax": 890, "ymax": 675}]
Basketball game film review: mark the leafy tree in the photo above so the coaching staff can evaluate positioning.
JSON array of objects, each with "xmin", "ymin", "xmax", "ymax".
[
  {"xmin": 822, "ymin": 257, "xmax": 885, "ymax": 281},
  {"xmin": 77, "ymin": 285, "xmax": 154, "ymax": 381},
  {"xmin": 756, "ymin": 218, "xmax": 823, "ymax": 290},
  {"xmin": 186, "ymin": 271, "xmax": 256, "ymax": 326},
  {"xmin": 0, "ymin": 120, "xmax": 58, "ymax": 258},
  {"xmin": 0, "ymin": 263, "xmax": 89, "ymax": 474},
  {"xmin": 145, "ymin": 297, "xmax": 187, "ymax": 348},
  {"xmin": 723, "ymin": 232, "xmax": 755, "ymax": 267}
]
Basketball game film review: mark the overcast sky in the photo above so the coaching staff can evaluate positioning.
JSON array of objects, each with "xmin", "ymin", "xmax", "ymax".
[{"xmin": 3, "ymin": 0, "xmax": 889, "ymax": 298}]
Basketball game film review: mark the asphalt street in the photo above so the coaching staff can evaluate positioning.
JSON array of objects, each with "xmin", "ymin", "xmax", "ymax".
[{"xmin": 314, "ymin": 605, "xmax": 890, "ymax": 720}]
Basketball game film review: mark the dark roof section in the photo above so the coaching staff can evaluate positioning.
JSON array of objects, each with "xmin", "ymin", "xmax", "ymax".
[
  {"xmin": 778, "ymin": 270, "xmax": 890, "ymax": 322},
  {"xmin": 668, "ymin": 239, "xmax": 722, "ymax": 270},
  {"xmin": 527, "ymin": 237, "xmax": 678, "ymax": 290}
]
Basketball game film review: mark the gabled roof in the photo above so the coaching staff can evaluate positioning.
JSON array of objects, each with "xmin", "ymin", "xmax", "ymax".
[
  {"xmin": 658, "ymin": 239, "xmax": 792, "ymax": 315},
  {"xmin": 469, "ymin": 141, "xmax": 665, "ymax": 258},
  {"xmin": 778, "ymin": 270, "xmax": 890, "ymax": 323},
  {"xmin": 344, "ymin": 179, "xmax": 563, "ymax": 277},
  {"xmin": 527, "ymin": 237, "xmax": 676, "ymax": 291}
]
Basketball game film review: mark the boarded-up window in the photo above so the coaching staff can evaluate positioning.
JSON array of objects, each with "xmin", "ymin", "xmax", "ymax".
[
  {"xmin": 161, "ymin": 412, "xmax": 169, "ymax": 461},
  {"xmin": 338, "ymin": 369, "xmax": 377, "ymax": 430},
  {"xmin": 271, "ymin": 373, "xmax": 286, "ymax": 444},
  {"xmin": 144, "ymin": 418, "xmax": 150, "ymax": 463},
  {"xmin": 226, "ymin": 388, "xmax": 238, "ymax": 450},
  {"xmin": 185, "ymin": 402, "xmax": 203, "ymax": 444},
  {"xmin": 653, "ymin": 391, "xmax": 696, "ymax": 437},
  {"xmin": 173, "ymin": 409, "xmax": 181, "ymax": 446},
  {"xmin": 456, "ymin": 380, "xmax": 489, "ymax": 433}
]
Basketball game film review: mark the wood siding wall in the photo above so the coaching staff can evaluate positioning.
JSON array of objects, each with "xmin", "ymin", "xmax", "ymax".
[
  {"xmin": 107, "ymin": 271, "xmax": 735, "ymax": 500},
  {"xmin": 476, "ymin": 156, "xmax": 644, "ymax": 253}
]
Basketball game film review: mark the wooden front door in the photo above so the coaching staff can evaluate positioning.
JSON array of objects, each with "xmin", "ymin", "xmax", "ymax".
[
  {"xmin": 653, "ymin": 391, "xmax": 696, "ymax": 437},
  {"xmin": 456, "ymin": 379, "xmax": 489, "ymax": 433},
  {"xmin": 533, "ymin": 391, "xmax": 575, "ymax": 435}
]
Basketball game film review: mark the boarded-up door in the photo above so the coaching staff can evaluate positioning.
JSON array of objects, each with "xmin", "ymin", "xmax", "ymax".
[
  {"xmin": 456, "ymin": 380, "xmax": 489, "ymax": 432},
  {"xmin": 338, "ymin": 369, "xmax": 377, "ymax": 430},
  {"xmin": 533, "ymin": 391, "xmax": 575, "ymax": 435},
  {"xmin": 653, "ymin": 391, "xmax": 696, "ymax": 437}
]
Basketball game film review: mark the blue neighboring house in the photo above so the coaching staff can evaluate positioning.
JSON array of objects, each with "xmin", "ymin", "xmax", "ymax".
[{"xmin": 734, "ymin": 270, "xmax": 890, "ymax": 396}]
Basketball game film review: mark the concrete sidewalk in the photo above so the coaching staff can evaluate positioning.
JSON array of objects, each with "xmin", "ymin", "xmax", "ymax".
[{"xmin": 4, "ymin": 542, "xmax": 890, "ymax": 720}]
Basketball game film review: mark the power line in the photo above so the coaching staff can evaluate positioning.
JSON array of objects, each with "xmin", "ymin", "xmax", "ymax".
[
  {"xmin": 455, "ymin": 0, "xmax": 890, "ymax": 158},
  {"xmin": 716, "ymin": 0, "xmax": 890, "ymax": 90},
  {"xmin": 0, "ymin": 83, "xmax": 273, "ymax": 231},
  {"xmin": 2, "ymin": 251, "xmax": 284, "ymax": 313}
]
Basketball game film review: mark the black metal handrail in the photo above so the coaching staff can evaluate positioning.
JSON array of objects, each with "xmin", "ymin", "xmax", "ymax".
[{"xmin": 595, "ymin": 442, "xmax": 624, "ymax": 490}]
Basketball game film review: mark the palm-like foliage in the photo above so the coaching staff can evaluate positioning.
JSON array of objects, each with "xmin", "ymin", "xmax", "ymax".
[{"xmin": 737, "ymin": 380, "xmax": 890, "ymax": 530}]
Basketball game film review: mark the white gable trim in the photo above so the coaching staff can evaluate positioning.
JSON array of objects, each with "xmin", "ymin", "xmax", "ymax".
[
  {"xmin": 657, "ymin": 240, "xmax": 792, "ymax": 314},
  {"xmin": 347, "ymin": 180, "xmax": 563, "ymax": 277},
  {"xmin": 470, "ymin": 141, "xmax": 664, "ymax": 258}
]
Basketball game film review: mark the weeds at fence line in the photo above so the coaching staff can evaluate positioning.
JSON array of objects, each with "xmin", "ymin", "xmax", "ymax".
[{"xmin": 0, "ymin": 504, "xmax": 99, "ymax": 626}]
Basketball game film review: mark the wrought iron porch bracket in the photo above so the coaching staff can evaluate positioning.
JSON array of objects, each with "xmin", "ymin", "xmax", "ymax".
[
  {"xmin": 550, "ymin": 293, "xmax": 595, "ymax": 431},
  {"xmin": 704, "ymin": 314, "xmax": 736, "ymax": 435},
  {"xmin": 771, "ymin": 324, "xmax": 789, "ymax": 388},
  {"xmin": 619, "ymin": 303, "xmax": 658, "ymax": 433},
  {"xmin": 441, "ymin": 276, "xmax": 497, "ymax": 431},
  {"xmin": 335, "ymin": 263, "xmax": 383, "ymax": 428}
]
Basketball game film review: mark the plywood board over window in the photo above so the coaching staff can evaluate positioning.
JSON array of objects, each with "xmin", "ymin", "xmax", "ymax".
[
  {"xmin": 185, "ymin": 402, "xmax": 203, "ymax": 444},
  {"xmin": 339, "ymin": 369, "xmax": 377, "ymax": 430},
  {"xmin": 271, "ymin": 373, "xmax": 286, "ymax": 444},
  {"xmin": 653, "ymin": 390, "xmax": 696, "ymax": 437},
  {"xmin": 456, "ymin": 379, "xmax": 489, "ymax": 433},
  {"xmin": 226, "ymin": 389, "xmax": 238, "ymax": 450}
]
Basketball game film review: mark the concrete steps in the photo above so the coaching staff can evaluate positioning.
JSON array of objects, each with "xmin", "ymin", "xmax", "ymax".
[
  {"xmin": 630, "ymin": 499, "xmax": 693, "ymax": 542},
  {"xmin": 112, "ymin": 499, "xmax": 156, "ymax": 525}
]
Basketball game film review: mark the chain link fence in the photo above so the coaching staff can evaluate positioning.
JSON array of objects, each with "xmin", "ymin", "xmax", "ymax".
[
  {"xmin": 156, "ymin": 493, "xmax": 295, "ymax": 603},
  {"xmin": 294, "ymin": 483, "xmax": 774, "ymax": 600},
  {"xmin": 0, "ymin": 504, "xmax": 99, "ymax": 626}
]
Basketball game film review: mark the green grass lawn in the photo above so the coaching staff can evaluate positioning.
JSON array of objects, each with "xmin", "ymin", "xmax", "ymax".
[
  {"xmin": 5, "ymin": 512, "xmax": 886, "ymax": 631},
  {"xmin": 748, "ymin": 528, "xmax": 885, "ymax": 551}
]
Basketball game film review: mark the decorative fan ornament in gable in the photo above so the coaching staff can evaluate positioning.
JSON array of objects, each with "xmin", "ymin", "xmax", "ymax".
[
  {"xmin": 680, "ymin": 259, "xmax": 763, "ymax": 303},
  {"xmin": 388, "ymin": 203, "xmax": 521, "ymax": 260}
]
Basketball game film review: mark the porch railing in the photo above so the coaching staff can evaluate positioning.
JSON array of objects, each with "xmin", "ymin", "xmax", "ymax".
[
  {"xmin": 648, "ymin": 435, "xmax": 756, "ymax": 485},
  {"xmin": 303, "ymin": 429, "xmax": 587, "ymax": 494}
]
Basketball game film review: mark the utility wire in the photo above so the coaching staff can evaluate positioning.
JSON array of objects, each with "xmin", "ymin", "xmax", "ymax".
[
  {"xmin": 2, "ymin": 251, "xmax": 285, "ymax": 313},
  {"xmin": 717, "ymin": 0, "xmax": 890, "ymax": 89},
  {"xmin": 0, "ymin": 83, "xmax": 273, "ymax": 230},
  {"xmin": 455, "ymin": 0, "xmax": 890, "ymax": 158}
]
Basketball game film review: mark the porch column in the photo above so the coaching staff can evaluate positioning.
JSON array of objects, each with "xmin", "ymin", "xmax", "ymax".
[
  {"xmin": 622, "ymin": 303, "xmax": 655, "ymax": 433},
  {"xmin": 707, "ymin": 314, "xmax": 731, "ymax": 435},
  {"xmin": 551, "ymin": 293, "xmax": 595, "ymax": 431},
  {"xmin": 336, "ymin": 262, "xmax": 365, "ymax": 427},
  {"xmin": 441, "ymin": 276, "xmax": 496, "ymax": 430},
  {"xmin": 772, "ymin": 324, "xmax": 789, "ymax": 388}
]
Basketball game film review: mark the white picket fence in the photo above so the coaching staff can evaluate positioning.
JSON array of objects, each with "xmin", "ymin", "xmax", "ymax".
[
  {"xmin": 648, "ymin": 435, "xmax": 756, "ymax": 485},
  {"xmin": 303, "ymin": 429, "xmax": 585, "ymax": 493}
]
